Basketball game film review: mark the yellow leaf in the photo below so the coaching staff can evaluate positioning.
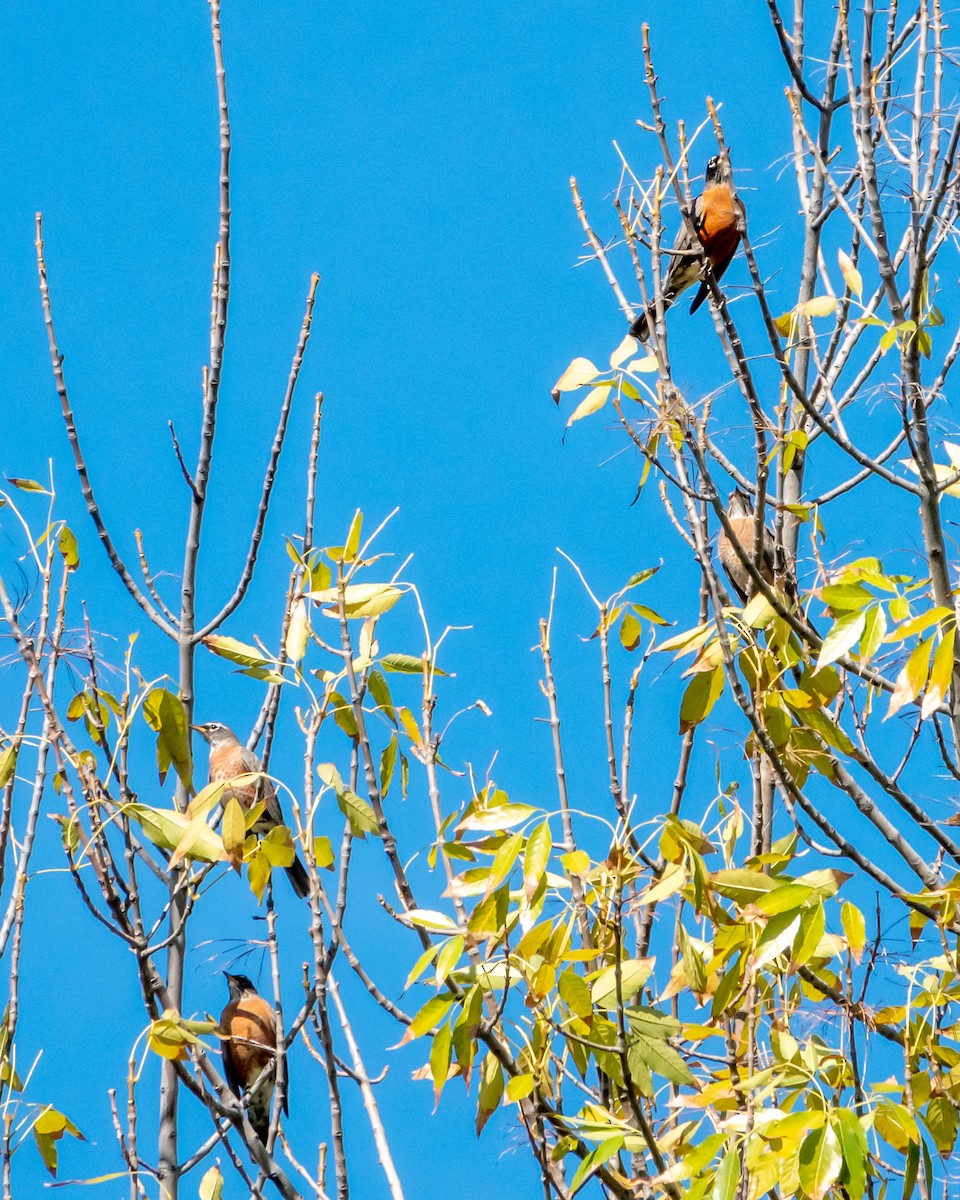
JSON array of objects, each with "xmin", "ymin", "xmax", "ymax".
[
  {"xmin": 285, "ymin": 601, "xmax": 310, "ymax": 663},
  {"xmin": 799, "ymin": 296, "xmax": 838, "ymax": 317},
  {"xmin": 199, "ymin": 1164, "xmax": 224, "ymax": 1200},
  {"xmin": 837, "ymin": 249, "xmax": 863, "ymax": 298},
  {"xmin": 625, "ymin": 355, "xmax": 660, "ymax": 373},
  {"xmin": 774, "ymin": 312, "xmax": 795, "ymax": 336},
  {"xmin": 551, "ymin": 356, "xmax": 598, "ymax": 396},
  {"xmin": 886, "ymin": 636, "xmax": 934, "ymax": 720},
  {"xmin": 609, "ymin": 334, "xmax": 636, "ymax": 368},
  {"xmin": 566, "ymin": 385, "xmax": 611, "ymax": 428},
  {"xmin": 922, "ymin": 626, "xmax": 955, "ymax": 718}
]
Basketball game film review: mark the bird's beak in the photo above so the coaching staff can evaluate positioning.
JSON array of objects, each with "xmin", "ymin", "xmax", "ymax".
[{"xmin": 190, "ymin": 724, "xmax": 204, "ymax": 733}]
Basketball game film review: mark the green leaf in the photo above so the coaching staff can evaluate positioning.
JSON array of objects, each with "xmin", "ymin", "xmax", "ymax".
[
  {"xmin": 569, "ymin": 1135, "xmax": 623, "ymax": 1196},
  {"xmin": 926, "ymin": 1094, "xmax": 958, "ymax": 1156},
  {"xmin": 0, "ymin": 743, "xmax": 18, "ymax": 790},
  {"xmin": 791, "ymin": 900, "xmax": 826, "ymax": 966},
  {"xmin": 816, "ymin": 611, "xmax": 866, "ymax": 670},
  {"xmin": 679, "ymin": 664, "xmax": 724, "ymax": 733},
  {"xmin": 475, "ymin": 1052, "xmax": 505, "ymax": 1136},
  {"xmin": 126, "ymin": 803, "xmax": 225, "ymax": 864},
  {"xmin": 380, "ymin": 735, "xmax": 398, "ymax": 797},
  {"xmin": 523, "ymin": 821, "xmax": 552, "ymax": 901},
  {"xmin": 486, "ymin": 832, "xmax": 523, "ymax": 893},
  {"xmin": 381, "ymin": 653, "xmax": 447, "ymax": 675},
  {"xmin": 201, "ymin": 635, "xmax": 274, "ymax": 670},
  {"xmin": 590, "ymin": 958, "xmax": 653, "ymax": 1010},
  {"xmin": 832, "ymin": 1110, "xmax": 867, "ymax": 1200},
  {"xmin": 308, "ymin": 583, "xmax": 404, "ymax": 618},
  {"xmin": 7, "ymin": 477, "xmax": 48, "ymax": 494},
  {"xmin": 317, "ymin": 762, "xmax": 379, "ymax": 838},
  {"xmin": 143, "ymin": 689, "xmax": 193, "ymax": 791},
  {"xmin": 559, "ymin": 970, "xmax": 592, "ymax": 1018},
  {"xmin": 401, "ymin": 994, "xmax": 455, "ymax": 1044},
  {"xmin": 429, "ymin": 1021, "xmax": 452, "ymax": 1102},
  {"xmin": 798, "ymin": 1121, "xmax": 843, "ymax": 1200},
  {"xmin": 628, "ymin": 1033, "xmax": 696, "ymax": 1086},
  {"xmin": 860, "ymin": 604, "xmax": 887, "ymax": 663},
  {"xmin": 343, "ymin": 510, "xmax": 363, "ymax": 563},
  {"xmin": 712, "ymin": 1144, "xmax": 741, "ymax": 1200},
  {"xmin": 367, "ymin": 670, "xmax": 396, "ymax": 724},
  {"xmin": 711, "ymin": 869, "xmax": 776, "ymax": 905},
  {"xmin": 821, "ymin": 583, "xmax": 874, "ymax": 611},
  {"xmin": 327, "ymin": 690, "xmax": 359, "ymax": 739},
  {"xmin": 505, "ymin": 1073, "xmax": 535, "ymax": 1102}
]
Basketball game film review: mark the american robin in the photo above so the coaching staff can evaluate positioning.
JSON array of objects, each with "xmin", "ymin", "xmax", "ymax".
[
  {"xmin": 630, "ymin": 155, "xmax": 742, "ymax": 342},
  {"xmin": 192, "ymin": 722, "xmax": 310, "ymax": 899},
  {"xmin": 219, "ymin": 972, "xmax": 286, "ymax": 1144},
  {"xmin": 717, "ymin": 489, "xmax": 776, "ymax": 604}
]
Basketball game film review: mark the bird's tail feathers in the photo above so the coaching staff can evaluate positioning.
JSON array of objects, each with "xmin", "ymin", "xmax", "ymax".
[{"xmin": 285, "ymin": 854, "xmax": 310, "ymax": 900}]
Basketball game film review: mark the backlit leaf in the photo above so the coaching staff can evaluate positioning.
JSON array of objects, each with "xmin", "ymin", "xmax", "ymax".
[
  {"xmin": 566, "ymin": 385, "xmax": 611, "ymax": 429},
  {"xmin": 837, "ymin": 249, "xmax": 863, "ymax": 298},
  {"xmin": 551, "ymin": 357, "xmax": 598, "ymax": 398}
]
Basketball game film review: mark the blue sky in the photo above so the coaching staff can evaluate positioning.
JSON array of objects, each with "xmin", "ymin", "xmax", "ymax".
[{"xmin": 0, "ymin": 2, "xmax": 906, "ymax": 1195}]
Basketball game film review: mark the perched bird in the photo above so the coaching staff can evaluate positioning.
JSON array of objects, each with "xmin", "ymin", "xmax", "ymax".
[
  {"xmin": 717, "ymin": 489, "xmax": 776, "ymax": 603},
  {"xmin": 192, "ymin": 722, "xmax": 310, "ymax": 898},
  {"xmin": 630, "ymin": 154, "xmax": 742, "ymax": 342},
  {"xmin": 219, "ymin": 972, "xmax": 286, "ymax": 1144}
]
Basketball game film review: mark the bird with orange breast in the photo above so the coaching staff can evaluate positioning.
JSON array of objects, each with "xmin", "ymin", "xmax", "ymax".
[
  {"xmin": 717, "ymin": 489, "xmax": 777, "ymax": 604},
  {"xmin": 630, "ymin": 154, "xmax": 742, "ymax": 343},
  {"xmin": 219, "ymin": 972, "xmax": 286, "ymax": 1144},
  {"xmin": 192, "ymin": 722, "xmax": 310, "ymax": 898}
]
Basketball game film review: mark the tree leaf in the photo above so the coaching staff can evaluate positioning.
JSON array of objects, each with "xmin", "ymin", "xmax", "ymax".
[
  {"xmin": 566, "ymin": 385, "xmax": 611, "ymax": 429},
  {"xmin": 551, "ymin": 357, "xmax": 598, "ymax": 400},
  {"xmin": 284, "ymin": 602, "xmax": 310, "ymax": 663},
  {"xmin": 800, "ymin": 295, "xmax": 839, "ymax": 317},
  {"xmin": 7, "ymin": 477, "xmax": 48, "ymax": 494},
  {"xmin": 127, "ymin": 804, "xmax": 225, "ymax": 864},
  {"xmin": 343, "ymin": 509, "xmax": 363, "ymax": 563},
  {"xmin": 198, "ymin": 1164, "xmax": 224, "ymax": 1200},
  {"xmin": 841, "ymin": 901, "xmax": 866, "ymax": 962},
  {"xmin": 309, "ymin": 583, "xmax": 404, "ymax": 618},
  {"xmin": 837, "ymin": 248, "xmax": 863, "ymax": 298},
  {"xmin": 591, "ymin": 958, "xmax": 654, "ymax": 1009},
  {"xmin": 798, "ymin": 1121, "xmax": 843, "ymax": 1200},
  {"xmin": 474, "ymin": 1052, "xmax": 504, "ymax": 1136},
  {"xmin": 816, "ymin": 611, "xmax": 866, "ymax": 670},
  {"xmin": 831, "ymin": 1109, "xmax": 868, "ymax": 1200},
  {"xmin": 921, "ymin": 626, "xmax": 955, "ymax": 718},
  {"xmin": 201, "ymin": 636, "xmax": 274, "ymax": 669},
  {"xmin": 313, "ymin": 835, "xmax": 335, "ymax": 870},
  {"xmin": 57, "ymin": 526, "xmax": 80, "ymax": 570},
  {"xmin": 679, "ymin": 664, "xmax": 724, "ymax": 733},
  {"xmin": 523, "ymin": 820, "xmax": 552, "ymax": 901},
  {"xmin": 143, "ymin": 689, "xmax": 193, "ymax": 791},
  {"xmin": 887, "ymin": 636, "xmax": 934, "ymax": 720}
]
